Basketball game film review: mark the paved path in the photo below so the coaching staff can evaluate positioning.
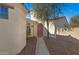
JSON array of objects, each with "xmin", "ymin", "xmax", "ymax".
[{"xmin": 35, "ymin": 37, "xmax": 49, "ymax": 55}]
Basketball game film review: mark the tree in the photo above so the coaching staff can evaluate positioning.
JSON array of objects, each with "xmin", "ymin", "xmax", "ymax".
[
  {"xmin": 32, "ymin": 3, "xmax": 63, "ymax": 39},
  {"xmin": 70, "ymin": 16, "xmax": 79, "ymax": 28}
]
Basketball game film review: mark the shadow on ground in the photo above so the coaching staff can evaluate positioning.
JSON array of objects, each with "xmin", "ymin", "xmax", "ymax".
[
  {"xmin": 44, "ymin": 35, "xmax": 79, "ymax": 55},
  {"xmin": 19, "ymin": 37, "xmax": 37, "ymax": 55}
]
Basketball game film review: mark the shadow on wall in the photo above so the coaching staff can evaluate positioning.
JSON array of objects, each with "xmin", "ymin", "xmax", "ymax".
[{"xmin": 44, "ymin": 34, "xmax": 79, "ymax": 55}]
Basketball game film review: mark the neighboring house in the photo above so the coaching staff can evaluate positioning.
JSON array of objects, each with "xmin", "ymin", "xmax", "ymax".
[
  {"xmin": 48, "ymin": 16, "xmax": 69, "ymax": 35},
  {"xmin": 30, "ymin": 11, "xmax": 69, "ymax": 37},
  {"xmin": 26, "ymin": 18, "xmax": 38, "ymax": 37},
  {"xmin": 26, "ymin": 18, "xmax": 46, "ymax": 37},
  {"xmin": 0, "ymin": 3, "xmax": 27, "ymax": 54}
]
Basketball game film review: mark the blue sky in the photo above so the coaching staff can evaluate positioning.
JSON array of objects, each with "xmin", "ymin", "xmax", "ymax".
[
  {"xmin": 24, "ymin": 3, "xmax": 79, "ymax": 23},
  {"xmin": 24, "ymin": 3, "xmax": 32, "ymax": 19}
]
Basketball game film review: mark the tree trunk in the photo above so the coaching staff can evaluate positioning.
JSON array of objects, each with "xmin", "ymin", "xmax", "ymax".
[{"xmin": 47, "ymin": 19, "xmax": 49, "ymax": 39}]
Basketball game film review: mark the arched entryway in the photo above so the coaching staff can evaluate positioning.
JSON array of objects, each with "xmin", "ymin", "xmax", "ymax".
[{"xmin": 37, "ymin": 23, "xmax": 43, "ymax": 37}]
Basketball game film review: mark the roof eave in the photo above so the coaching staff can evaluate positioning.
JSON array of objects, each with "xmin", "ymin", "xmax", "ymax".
[{"xmin": 0, "ymin": 3, "xmax": 14, "ymax": 9}]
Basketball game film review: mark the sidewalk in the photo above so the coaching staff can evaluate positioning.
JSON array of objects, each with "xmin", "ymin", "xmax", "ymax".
[{"xmin": 35, "ymin": 37, "xmax": 49, "ymax": 55}]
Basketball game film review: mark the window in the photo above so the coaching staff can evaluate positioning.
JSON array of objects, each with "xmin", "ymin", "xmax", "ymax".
[
  {"xmin": 0, "ymin": 7, "xmax": 8, "ymax": 19},
  {"xmin": 27, "ymin": 23, "xmax": 32, "ymax": 36}
]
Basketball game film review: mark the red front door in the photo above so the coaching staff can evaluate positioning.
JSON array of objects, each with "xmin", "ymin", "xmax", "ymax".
[{"xmin": 37, "ymin": 23, "xmax": 43, "ymax": 37}]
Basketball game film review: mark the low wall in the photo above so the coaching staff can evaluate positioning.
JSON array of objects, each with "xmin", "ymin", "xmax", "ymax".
[{"xmin": 59, "ymin": 28, "xmax": 79, "ymax": 39}]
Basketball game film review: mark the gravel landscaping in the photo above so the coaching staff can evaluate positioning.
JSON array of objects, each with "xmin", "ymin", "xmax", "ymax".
[
  {"xmin": 19, "ymin": 37, "xmax": 37, "ymax": 55},
  {"xmin": 44, "ymin": 35, "xmax": 79, "ymax": 55}
]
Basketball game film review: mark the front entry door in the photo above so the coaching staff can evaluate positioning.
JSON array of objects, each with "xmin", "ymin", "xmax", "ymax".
[{"xmin": 37, "ymin": 23, "xmax": 43, "ymax": 37}]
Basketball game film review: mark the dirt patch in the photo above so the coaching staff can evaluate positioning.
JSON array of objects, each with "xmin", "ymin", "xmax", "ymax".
[
  {"xmin": 44, "ymin": 35, "xmax": 79, "ymax": 55},
  {"xmin": 19, "ymin": 37, "xmax": 37, "ymax": 55}
]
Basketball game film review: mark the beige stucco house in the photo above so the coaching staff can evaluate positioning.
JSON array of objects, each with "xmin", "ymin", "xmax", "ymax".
[{"xmin": 0, "ymin": 3, "xmax": 27, "ymax": 54}]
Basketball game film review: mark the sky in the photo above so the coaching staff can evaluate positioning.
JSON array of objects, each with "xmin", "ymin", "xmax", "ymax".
[{"xmin": 24, "ymin": 3, "xmax": 79, "ymax": 23}]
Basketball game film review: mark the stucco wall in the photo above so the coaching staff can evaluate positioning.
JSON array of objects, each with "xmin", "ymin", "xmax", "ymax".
[
  {"xmin": 26, "ymin": 19, "xmax": 38, "ymax": 37},
  {"xmin": 43, "ymin": 21, "xmax": 55, "ymax": 35},
  {"xmin": 59, "ymin": 28, "xmax": 79, "ymax": 39},
  {"xmin": 0, "ymin": 4, "xmax": 26, "ymax": 54}
]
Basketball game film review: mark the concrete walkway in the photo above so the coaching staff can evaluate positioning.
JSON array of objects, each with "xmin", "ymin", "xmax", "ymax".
[{"xmin": 35, "ymin": 37, "xmax": 49, "ymax": 55}]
